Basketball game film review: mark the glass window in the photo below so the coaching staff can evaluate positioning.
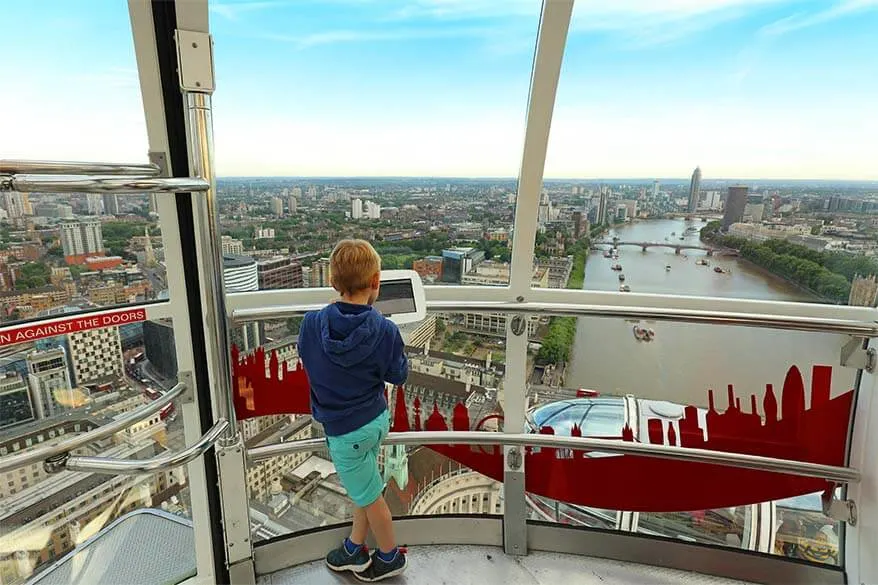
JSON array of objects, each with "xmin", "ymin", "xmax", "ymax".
[
  {"xmin": 538, "ymin": 3, "xmax": 878, "ymax": 303},
  {"xmin": 212, "ymin": 1, "xmax": 541, "ymax": 290}
]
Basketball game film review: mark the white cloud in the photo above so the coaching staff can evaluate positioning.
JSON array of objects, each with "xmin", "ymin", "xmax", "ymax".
[{"xmin": 760, "ymin": 0, "xmax": 878, "ymax": 35}]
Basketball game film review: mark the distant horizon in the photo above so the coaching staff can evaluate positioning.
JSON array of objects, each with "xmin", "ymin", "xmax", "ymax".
[{"xmin": 216, "ymin": 175, "xmax": 878, "ymax": 186}]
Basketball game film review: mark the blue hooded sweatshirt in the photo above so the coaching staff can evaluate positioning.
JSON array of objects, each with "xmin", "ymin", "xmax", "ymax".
[{"xmin": 298, "ymin": 301, "xmax": 408, "ymax": 436}]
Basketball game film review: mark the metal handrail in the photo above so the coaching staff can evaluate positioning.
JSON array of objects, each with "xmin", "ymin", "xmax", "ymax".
[
  {"xmin": 232, "ymin": 300, "xmax": 878, "ymax": 338},
  {"xmin": 247, "ymin": 431, "xmax": 860, "ymax": 484},
  {"xmin": 0, "ymin": 159, "xmax": 161, "ymax": 176},
  {"xmin": 0, "ymin": 382, "xmax": 186, "ymax": 474},
  {"xmin": 64, "ymin": 419, "xmax": 229, "ymax": 474},
  {"xmin": 3, "ymin": 175, "xmax": 210, "ymax": 194}
]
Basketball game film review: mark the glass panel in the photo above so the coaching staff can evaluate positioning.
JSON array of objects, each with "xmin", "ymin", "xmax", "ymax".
[
  {"xmin": 238, "ymin": 315, "xmax": 504, "ymax": 542},
  {"xmin": 539, "ymin": 3, "xmax": 878, "ymax": 302},
  {"xmin": 0, "ymin": 196, "xmax": 168, "ymax": 324},
  {"xmin": 524, "ymin": 318, "xmax": 854, "ymax": 566},
  {"xmin": 0, "ymin": 318, "xmax": 191, "ymax": 583},
  {"xmin": 212, "ymin": 1, "xmax": 540, "ymax": 289},
  {"xmin": 0, "ymin": 1, "xmax": 147, "ymax": 162}
]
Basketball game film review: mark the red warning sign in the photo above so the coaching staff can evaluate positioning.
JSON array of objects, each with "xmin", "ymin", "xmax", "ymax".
[{"xmin": 0, "ymin": 307, "xmax": 147, "ymax": 347}]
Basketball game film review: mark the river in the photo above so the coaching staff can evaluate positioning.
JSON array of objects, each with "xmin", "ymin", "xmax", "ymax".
[{"xmin": 565, "ymin": 218, "xmax": 855, "ymax": 401}]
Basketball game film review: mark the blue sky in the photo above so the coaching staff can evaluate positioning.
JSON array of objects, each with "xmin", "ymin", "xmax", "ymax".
[{"xmin": 2, "ymin": 0, "xmax": 878, "ymax": 179}]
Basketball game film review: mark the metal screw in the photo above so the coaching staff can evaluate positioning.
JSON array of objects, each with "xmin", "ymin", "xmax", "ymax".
[
  {"xmin": 192, "ymin": 42, "xmax": 198, "ymax": 48},
  {"xmin": 195, "ymin": 81, "xmax": 202, "ymax": 87},
  {"xmin": 516, "ymin": 295, "xmax": 525, "ymax": 302}
]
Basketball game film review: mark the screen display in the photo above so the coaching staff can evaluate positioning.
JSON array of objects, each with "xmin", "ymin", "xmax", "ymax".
[{"xmin": 374, "ymin": 279, "xmax": 417, "ymax": 316}]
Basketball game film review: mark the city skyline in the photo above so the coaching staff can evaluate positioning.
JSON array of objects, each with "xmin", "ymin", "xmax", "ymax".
[{"xmin": 2, "ymin": 1, "xmax": 878, "ymax": 179}]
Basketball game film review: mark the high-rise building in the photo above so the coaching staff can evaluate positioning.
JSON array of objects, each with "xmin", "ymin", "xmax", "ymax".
[
  {"xmin": 102, "ymin": 194, "xmax": 120, "ymax": 215},
  {"xmin": 270, "ymin": 197, "xmax": 284, "ymax": 217},
  {"xmin": 87, "ymin": 193, "xmax": 104, "ymax": 215},
  {"xmin": 67, "ymin": 328, "xmax": 123, "ymax": 386},
  {"xmin": 596, "ymin": 191, "xmax": 608, "ymax": 226},
  {"xmin": 744, "ymin": 194, "xmax": 765, "ymax": 224},
  {"xmin": 143, "ymin": 319, "xmax": 177, "ymax": 379},
  {"xmin": 26, "ymin": 347, "xmax": 73, "ymax": 418},
  {"xmin": 722, "ymin": 186, "xmax": 749, "ymax": 230},
  {"xmin": 60, "ymin": 220, "xmax": 104, "ymax": 264},
  {"xmin": 352, "ymin": 198, "xmax": 363, "ymax": 220},
  {"xmin": 687, "ymin": 167, "xmax": 702, "ymax": 214},
  {"xmin": 311, "ymin": 258, "xmax": 331, "ymax": 287},
  {"xmin": 365, "ymin": 200, "xmax": 381, "ymax": 220},
  {"xmin": 2, "ymin": 192, "xmax": 27, "ymax": 218},
  {"xmin": 257, "ymin": 257, "xmax": 304, "ymax": 289},
  {"xmin": 572, "ymin": 211, "xmax": 583, "ymax": 239},
  {"xmin": 0, "ymin": 372, "xmax": 34, "ymax": 429},
  {"xmin": 306, "ymin": 185, "xmax": 318, "ymax": 201},
  {"xmin": 223, "ymin": 254, "xmax": 260, "ymax": 349},
  {"xmin": 653, "ymin": 180, "xmax": 659, "ymax": 197},
  {"xmin": 287, "ymin": 196, "xmax": 297, "ymax": 214},
  {"xmin": 441, "ymin": 248, "xmax": 485, "ymax": 283}
]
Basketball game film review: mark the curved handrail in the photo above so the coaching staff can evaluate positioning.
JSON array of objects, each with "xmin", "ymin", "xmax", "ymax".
[
  {"xmin": 0, "ymin": 159, "xmax": 161, "ymax": 176},
  {"xmin": 4, "ymin": 175, "xmax": 210, "ymax": 194},
  {"xmin": 231, "ymin": 300, "xmax": 878, "ymax": 337},
  {"xmin": 0, "ymin": 382, "xmax": 186, "ymax": 474},
  {"xmin": 63, "ymin": 419, "xmax": 229, "ymax": 474},
  {"xmin": 247, "ymin": 431, "xmax": 860, "ymax": 484}
]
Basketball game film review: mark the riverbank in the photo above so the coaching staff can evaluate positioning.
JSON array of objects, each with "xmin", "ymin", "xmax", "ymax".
[{"xmin": 536, "ymin": 237, "xmax": 590, "ymax": 365}]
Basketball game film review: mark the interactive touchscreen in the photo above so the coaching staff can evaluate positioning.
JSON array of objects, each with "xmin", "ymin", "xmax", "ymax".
[{"xmin": 374, "ymin": 279, "xmax": 417, "ymax": 316}]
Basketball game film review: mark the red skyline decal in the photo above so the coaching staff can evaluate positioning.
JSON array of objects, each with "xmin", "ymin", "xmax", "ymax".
[{"xmin": 231, "ymin": 344, "xmax": 853, "ymax": 512}]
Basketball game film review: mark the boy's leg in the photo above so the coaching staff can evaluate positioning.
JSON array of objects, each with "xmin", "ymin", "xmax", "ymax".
[
  {"xmin": 363, "ymin": 495, "xmax": 394, "ymax": 554},
  {"xmin": 351, "ymin": 506, "xmax": 369, "ymax": 546}
]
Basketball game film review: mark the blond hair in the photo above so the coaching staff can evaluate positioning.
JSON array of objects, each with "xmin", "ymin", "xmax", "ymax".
[{"xmin": 329, "ymin": 239, "xmax": 381, "ymax": 294}]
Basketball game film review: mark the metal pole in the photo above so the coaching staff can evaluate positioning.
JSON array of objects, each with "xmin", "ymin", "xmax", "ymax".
[
  {"xmin": 3, "ymin": 174, "xmax": 210, "ymax": 194},
  {"xmin": 185, "ymin": 91, "xmax": 237, "ymax": 441},
  {"xmin": 0, "ymin": 159, "xmax": 161, "ymax": 176}
]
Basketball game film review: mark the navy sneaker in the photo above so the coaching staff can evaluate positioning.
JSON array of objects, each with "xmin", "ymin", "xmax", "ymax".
[
  {"xmin": 354, "ymin": 550, "xmax": 407, "ymax": 582},
  {"xmin": 325, "ymin": 541, "xmax": 371, "ymax": 573}
]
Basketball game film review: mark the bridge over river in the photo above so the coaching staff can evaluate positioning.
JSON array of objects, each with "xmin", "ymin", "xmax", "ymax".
[{"xmin": 592, "ymin": 238, "xmax": 738, "ymax": 256}]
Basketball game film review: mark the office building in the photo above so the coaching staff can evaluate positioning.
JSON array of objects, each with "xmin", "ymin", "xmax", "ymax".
[
  {"xmin": 687, "ymin": 167, "xmax": 701, "ymax": 214},
  {"xmin": 257, "ymin": 257, "xmax": 304, "ymax": 290},
  {"xmin": 270, "ymin": 197, "xmax": 283, "ymax": 217},
  {"xmin": 102, "ymin": 194, "xmax": 120, "ymax": 216},
  {"xmin": 26, "ymin": 347, "xmax": 74, "ymax": 418},
  {"xmin": 223, "ymin": 254, "xmax": 260, "ymax": 349},
  {"xmin": 653, "ymin": 180, "xmax": 659, "ymax": 197},
  {"xmin": 144, "ymin": 319, "xmax": 177, "ymax": 379},
  {"xmin": 0, "ymin": 372, "xmax": 35, "ymax": 429},
  {"xmin": 441, "ymin": 248, "xmax": 485, "ymax": 283},
  {"xmin": 596, "ymin": 191, "xmax": 608, "ymax": 225},
  {"xmin": 67, "ymin": 328, "xmax": 123, "ymax": 386},
  {"xmin": 722, "ymin": 186, "xmax": 749, "ymax": 230},
  {"xmin": 744, "ymin": 194, "xmax": 765, "ymax": 223}
]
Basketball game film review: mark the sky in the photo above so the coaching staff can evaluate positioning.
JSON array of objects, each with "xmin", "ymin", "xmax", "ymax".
[{"xmin": 2, "ymin": 0, "xmax": 878, "ymax": 179}]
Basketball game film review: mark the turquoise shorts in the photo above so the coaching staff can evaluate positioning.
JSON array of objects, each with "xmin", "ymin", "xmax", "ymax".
[{"xmin": 326, "ymin": 410, "xmax": 390, "ymax": 508}]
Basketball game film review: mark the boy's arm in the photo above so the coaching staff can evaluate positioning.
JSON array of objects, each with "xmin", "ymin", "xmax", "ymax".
[{"xmin": 384, "ymin": 328, "xmax": 408, "ymax": 385}]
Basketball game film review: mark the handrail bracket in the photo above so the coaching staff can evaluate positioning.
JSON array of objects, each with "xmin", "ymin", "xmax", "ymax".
[
  {"xmin": 840, "ymin": 336, "xmax": 876, "ymax": 373},
  {"xmin": 44, "ymin": 452, "xmax": 69, "ymax": 474},
  {"xmin": 822, "ymin": 487, "xmax": 857, "ymax": 526}
]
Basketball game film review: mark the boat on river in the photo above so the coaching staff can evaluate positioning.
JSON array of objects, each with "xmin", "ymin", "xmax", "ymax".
[
  {"xmin": 611, "ymin": 264, "xmax": 622, "ymax": 271},
  {"xmin": 696, "ymin": 259, "xmax": 710, "ymax": 266},
  {"xmin": 619, "ymin": 284, "xmax": 631, "ymax": 292},
  {"xmin": 619, "ymin": 273, "xmax": 626, "ymax": 282}
]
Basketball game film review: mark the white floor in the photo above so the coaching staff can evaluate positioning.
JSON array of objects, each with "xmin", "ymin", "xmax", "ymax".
[{"xmin": 258, "ymin": 545, "xmax": 755, "ymax": 585}]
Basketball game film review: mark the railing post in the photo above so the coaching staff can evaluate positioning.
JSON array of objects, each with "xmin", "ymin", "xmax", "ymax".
[{"xmin": 177, "ymin": 27, "xmax": 255, "ymax": 583}]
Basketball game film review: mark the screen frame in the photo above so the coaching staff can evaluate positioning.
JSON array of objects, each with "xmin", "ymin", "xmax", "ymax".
[{"xmin": 377, "ymin": 269, "xmax": 426, "ymax": 325}]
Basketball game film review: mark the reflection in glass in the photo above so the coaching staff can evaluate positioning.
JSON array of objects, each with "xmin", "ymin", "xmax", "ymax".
[{"xmin": 0, "ymin": 320, "xmax": 187, "ymax": 582}]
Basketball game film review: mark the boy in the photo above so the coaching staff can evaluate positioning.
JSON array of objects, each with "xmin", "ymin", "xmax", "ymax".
[{"xmin": 298, "ymin": 239, "xmax": 408, "ymax": 581}]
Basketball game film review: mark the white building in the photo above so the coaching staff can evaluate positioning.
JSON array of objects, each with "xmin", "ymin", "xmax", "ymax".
[
  {"xmin": 86, "ymin": 194, "xmax": 104, "ymax": 215},
  {"xmin": 270, "ymin": 197, "xmax": 283, "ymax": 217},
  {"xmin": 351, "ymin": 198, "xmax": 363, "ymax": 220},
  {"xmin": 287, "ymin": 196, "xmax": 297, "ymax": 214},
  {"xmin": 60, "ymin": 221, "xmax": 104, "ymax": 258},
  {"xmin": 365, "ymin": 201, "xmax": 381, "ymax": 220},
  {"xmin": 223, "ymin": 254, "xmax": 260, "ymax": 349}
]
